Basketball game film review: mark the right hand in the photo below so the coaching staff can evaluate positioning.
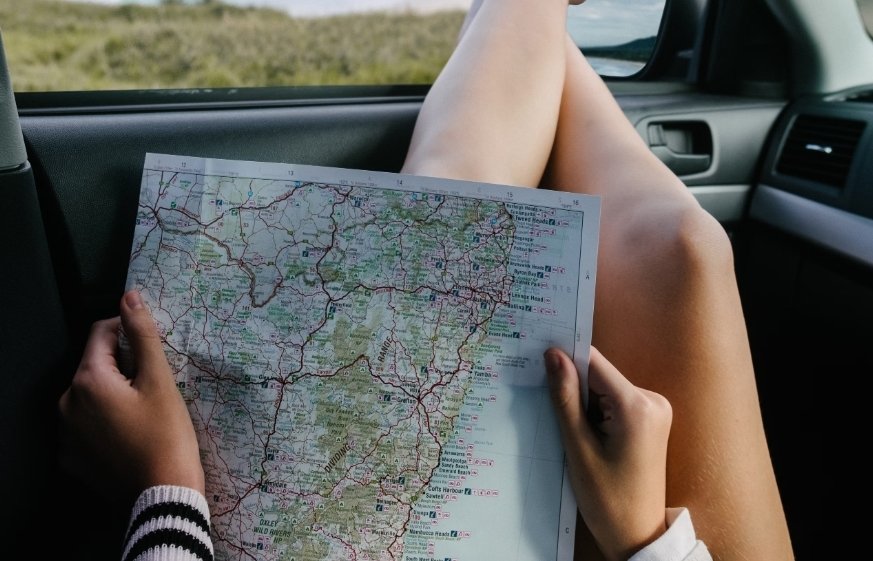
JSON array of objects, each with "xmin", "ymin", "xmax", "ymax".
[
  {"xmin": 59, "ymin": 290, "xmax": 205, "ymax": 498},
  {"xmin": 545, "ymin": 347, "xmax": 672, "ymax": 561}
]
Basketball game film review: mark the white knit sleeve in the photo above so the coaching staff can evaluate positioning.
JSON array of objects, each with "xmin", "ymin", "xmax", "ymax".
[{"xmin": 121, "ymin": 486, "xmax": 214, "ymax": 561}]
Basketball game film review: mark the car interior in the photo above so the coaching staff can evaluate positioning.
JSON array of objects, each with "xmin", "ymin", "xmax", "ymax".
[{"xmin": 3, "ymin": 0, "xmax": 865, "ymax": 558}]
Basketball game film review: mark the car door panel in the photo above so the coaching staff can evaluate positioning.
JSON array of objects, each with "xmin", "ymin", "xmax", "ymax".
[
  {"xmin": 629, "ymin": 99, "xmax": 784, "ymax": 223},
  {"xmin": 23, "ymin": 103, "xmax": 420, "ymax": 329}
]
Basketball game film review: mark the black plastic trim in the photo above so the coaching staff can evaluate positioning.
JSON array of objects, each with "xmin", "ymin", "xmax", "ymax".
[
  {"xmin": 751, "ymin": 185, "xmax": 873, "ymax": 268},
  {"xmin": 633, "ymin": 0, "xmax": 708, "ymax": 82},
  {"xmin": 16, "ymin": 85, "xmax": 431, "ymax": 115}
]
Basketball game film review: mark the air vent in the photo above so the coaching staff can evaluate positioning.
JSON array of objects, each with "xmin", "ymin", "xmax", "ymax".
[{"xmin": 776, "ymin": 115, "xmax": 866, "ymax": 188}]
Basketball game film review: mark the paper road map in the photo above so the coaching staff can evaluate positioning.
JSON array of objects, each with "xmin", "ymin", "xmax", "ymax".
[{"xmin": 126, "ymin": 153, "xmax": 600, "ymax": 561}]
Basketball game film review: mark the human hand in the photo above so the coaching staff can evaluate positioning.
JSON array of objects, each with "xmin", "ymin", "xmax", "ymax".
[
  {"xmin": 59, "ymin": 290, "xmax": 204, "ymax": 498},
  {"xmin": 545, "ymin": 347, "xmax": 671, "ymax": 561}
]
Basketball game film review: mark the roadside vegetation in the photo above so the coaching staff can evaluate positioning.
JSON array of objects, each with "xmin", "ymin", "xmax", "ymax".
[{"xmin": 0, "ymin": 0, "xmax": 465, "ymax": 91}]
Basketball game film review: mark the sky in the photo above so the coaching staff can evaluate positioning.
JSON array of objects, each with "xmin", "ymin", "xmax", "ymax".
[{"xmin": 68, "ymin": 0, "xmax": 666, "ymax": 46}]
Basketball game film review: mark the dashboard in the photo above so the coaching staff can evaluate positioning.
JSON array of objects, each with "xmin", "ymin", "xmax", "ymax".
[{"xmin": 752, "ymin": 86, "xmax": 873, "ymax": 267}]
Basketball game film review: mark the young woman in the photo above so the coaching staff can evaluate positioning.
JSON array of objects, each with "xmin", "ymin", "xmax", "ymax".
[{"xmin": 58, "ymin": 1, "xmax": 793, "ymax": 560}]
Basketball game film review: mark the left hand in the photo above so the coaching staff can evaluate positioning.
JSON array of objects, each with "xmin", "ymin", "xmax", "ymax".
[{"xmin": 58, "ymin": 290, "xmax": 205, "ymax": 499}]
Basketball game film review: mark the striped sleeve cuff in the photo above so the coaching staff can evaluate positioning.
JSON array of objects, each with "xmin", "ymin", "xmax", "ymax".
[{"xmin": 122, "ymin": 485, "xmax": 214, "ymax": 561}]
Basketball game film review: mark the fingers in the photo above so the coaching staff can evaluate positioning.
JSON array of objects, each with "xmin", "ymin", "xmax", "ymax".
[
  {"xmin": 589, "ymin": 349, "xmax": 674, "ymax": 442},
  {"xmin": 547, "ymin": 346, "xmax": 640, "ymax": 448},
  {"xmin": 78, "ymin": 317, "xmax": 122, "ymax": 375},
  {"xmin": 68, "ymin": 317, "xmax": 128, "ymax": 402},
  {"xmin": 637, "ymin": 387, "xmax": 674, "ymax": 432},
  {"xmin": 119, "ymin": 290, "xmax": 173, "ymax": 390},
  {"xmin": 545, "ymin": 348, "xmax": 596, "ymax": 457},
  {"xmin": 60, "ymin": 319, "xmax": 120, "ymax": 428},
  {"xmin": 587, "ymin": 346, "xmax": 635, "ymax": 406}
]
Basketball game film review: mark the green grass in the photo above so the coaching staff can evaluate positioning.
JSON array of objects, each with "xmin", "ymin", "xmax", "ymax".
[{"xmin": 0, "ymin": 0, "xmax": 465, "ymax": 91}]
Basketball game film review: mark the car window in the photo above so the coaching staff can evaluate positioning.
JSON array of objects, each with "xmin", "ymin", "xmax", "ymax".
[
  {"xmin": 859, "ymin": 0, "xmax": 873, "ymax": 38},
  {"xmin": 2, "ymin": 0, "xmax": 668, "ymax": 92},
  {"xmin": 567, "ymin": 0, "xmax": 667, "ymax": 77},
  {"xmin": 1, "ymin": 0, "xmax": 468, "ymax": 92}
]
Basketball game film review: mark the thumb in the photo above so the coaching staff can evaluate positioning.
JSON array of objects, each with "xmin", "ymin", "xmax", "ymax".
[
  {"xmin": 545, "ymin": 348, "xmax": 597, "ymax": 459},
  {"xmin": 119, "ymin": 290, "xmax": 172, "ymax": 390}
]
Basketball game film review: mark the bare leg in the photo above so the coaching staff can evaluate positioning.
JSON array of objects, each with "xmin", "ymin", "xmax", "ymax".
[
  {"xmin": 543, "ymin": 37, "xmax": 794, "ymax": 560},
  {"xmin": 401, "ymin": 0, "xmax": 568, "ymax": 187},
  {"xmin": 402, "ymin": 1, "xmax": 792, "ymax": 556}
]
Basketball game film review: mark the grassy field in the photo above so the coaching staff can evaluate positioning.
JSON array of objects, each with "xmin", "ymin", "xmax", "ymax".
[{"xmin": 0, "ymin": 0, "xmax": 465, "ymax": 91}]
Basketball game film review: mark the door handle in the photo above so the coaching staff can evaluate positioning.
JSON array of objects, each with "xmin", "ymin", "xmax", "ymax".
[
  {"xmin": 650, "ymin": 146, "xmax": 712, "ymax": 176},
  {"xmin": 647, "ymin": 122, "xmax": 713, "ymax": 176}
]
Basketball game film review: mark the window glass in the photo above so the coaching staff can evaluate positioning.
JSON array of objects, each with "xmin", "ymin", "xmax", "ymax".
[
  {"xmin": 1, "ymin": 0, "xmax": 468, "ymax": 92},
  {"xmin": 2, "ymin": 0, "xmax": 668, "ymax": 92},
  {"xmin": 568, "ymin": 0, "xmax": 667, "ymax": 77},
  {"xmin": 859, "ymin": 0, "xmax": 873, "ymax": 38}
]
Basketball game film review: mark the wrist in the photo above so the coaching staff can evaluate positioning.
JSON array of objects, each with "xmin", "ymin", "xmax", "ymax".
[
  {"xmin": 600, "ymin": 517, "xmax": 668, "ymax": 561},
  {"xmin": 140, "ymin": 463, "xmax": 205, "ymax": 496},
  {"xmin": 626, "ymin": 508, "xmax": 702, "ymax": 561}
]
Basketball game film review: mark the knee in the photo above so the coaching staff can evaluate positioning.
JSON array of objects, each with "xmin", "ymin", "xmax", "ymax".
[
  {"xmin": 616, "ymin": 200, "xmax": 735, "ymax": 286},
  {"xmin": 670, "ymin": 203, "xmax": 735, "ymax": 275}
]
